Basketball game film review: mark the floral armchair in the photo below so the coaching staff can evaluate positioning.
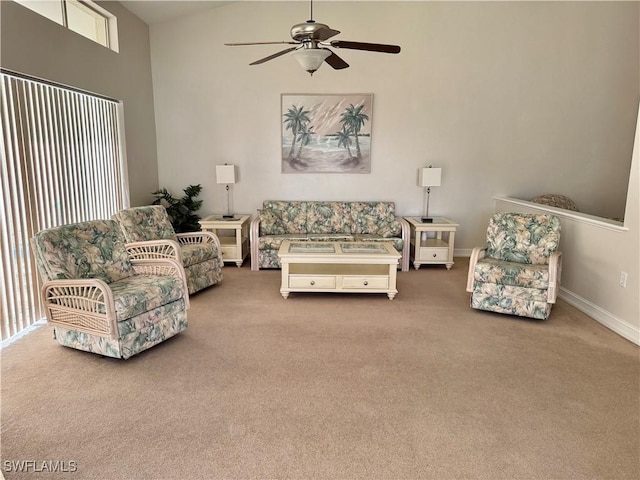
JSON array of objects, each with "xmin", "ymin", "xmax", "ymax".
[
  {"xmin": 112, "ymin": 206, "xmax": 223, "ymax": 295},
  {"xmin": 31, "ymin": 219, "xmax": 189, "ymax": 359},
  {"xmin": 466, "ymin": 213, "xmax": 562, "ymax": 320}
]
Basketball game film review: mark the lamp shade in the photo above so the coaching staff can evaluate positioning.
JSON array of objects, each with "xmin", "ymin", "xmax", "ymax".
[
  {"xmin": 293, "ymin": 48, "xmax": 331, "ymax": 74},
  {"xmin": 418, "ymin": 167, "xmax": 442, "ymax": 187},
  {"xmin": 216, "ymin": 165, "xmax": 236, "ymax": 184}
]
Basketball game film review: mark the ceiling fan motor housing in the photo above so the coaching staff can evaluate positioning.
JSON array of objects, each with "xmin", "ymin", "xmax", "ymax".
[{"xmin": 290, "ymin": 21, "xmax": 331, "ymax": 42}]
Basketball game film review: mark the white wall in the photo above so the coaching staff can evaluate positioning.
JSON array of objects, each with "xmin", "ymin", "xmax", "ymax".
[
  {"xmin": 0, "ymin": 0, "xmax": 159, "ymax": 206},
  {"xmin": 149, "ymin": 1, "xmax": 639, "ymax": 250},
  {"xmin": 494, "ymin": 100, "xmax": 639, "ymax": 342}
]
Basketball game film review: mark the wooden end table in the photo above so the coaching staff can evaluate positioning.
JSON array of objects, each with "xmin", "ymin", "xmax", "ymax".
[
  {"xmin": 199, "ymin": 214, "xmax": 251, "ymax": 267},
  {"xmin": 404, "ymin": 216, "xmax": 458, "ymax": 270}
]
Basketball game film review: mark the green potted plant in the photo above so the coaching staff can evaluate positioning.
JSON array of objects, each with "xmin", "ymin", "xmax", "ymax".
[{"xmin": 151, "ymin": 184, "xmax": 203, "ymax": 233}]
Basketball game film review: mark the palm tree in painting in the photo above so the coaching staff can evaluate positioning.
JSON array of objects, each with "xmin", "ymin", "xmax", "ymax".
[
  {"xmin": 283, "ymin": 105, "xmax": 311, "ymax": 160},
  {"xmin": 340, "ymin": 103, "xmax": 369, "ymax": 159},
  {"xmin": 336, "ymin": 128, "xmax": 354, "ymax": 159},
  {"xmin": 296, "ymin": 124, "xmax": 315, "ymax": 159}
]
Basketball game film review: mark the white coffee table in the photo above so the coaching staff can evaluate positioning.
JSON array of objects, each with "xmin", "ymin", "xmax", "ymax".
[{"xmin": 277, "ymin": 240, "xmax": 401, "ymax": 299}]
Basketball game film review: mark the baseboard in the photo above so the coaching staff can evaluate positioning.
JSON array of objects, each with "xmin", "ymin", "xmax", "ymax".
[
  {"xmin": 0, "ymin": 319, "xmax": 46, "ymax": 349},
  {"xmin": 454, "ymin": 248, "xmax": 472, "ymax": 258},
  {"xmin": 559, "ymin": 287, "xmax": 640, "ymax": 345}
]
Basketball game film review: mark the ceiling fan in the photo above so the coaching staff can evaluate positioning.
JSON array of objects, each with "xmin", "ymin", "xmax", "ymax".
[{"xmin": 224, "ymin": 0, "xmax": 401, "ymax": 76}]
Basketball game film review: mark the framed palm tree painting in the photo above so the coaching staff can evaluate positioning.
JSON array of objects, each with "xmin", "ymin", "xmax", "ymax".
[{"xmin": 281, "ymin": 93, "xmax": 373, "ymax": 173}]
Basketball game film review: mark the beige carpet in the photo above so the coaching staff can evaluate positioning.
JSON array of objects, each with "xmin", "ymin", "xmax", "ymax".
[{"xmin": 1, "ymin": 261, "xmax": 638, "ymax": 480}]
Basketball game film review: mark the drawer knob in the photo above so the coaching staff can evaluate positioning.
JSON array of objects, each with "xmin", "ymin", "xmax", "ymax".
[
  {"xmin": 432, "ymin": 253, "xmax": 437, "ymax": 257},
  {"xmin": 310, "ymin": 280, "xmax": 315, "ymax": 286},
  {"xmin": 363, "ymin": 281, "xmax": 368, "ymax": 286}
]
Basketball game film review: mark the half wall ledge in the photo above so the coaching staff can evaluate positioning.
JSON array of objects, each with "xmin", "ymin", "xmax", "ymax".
[{"xmin": 493, "ymin": 196, "xmax": 628, "ymax": 233}]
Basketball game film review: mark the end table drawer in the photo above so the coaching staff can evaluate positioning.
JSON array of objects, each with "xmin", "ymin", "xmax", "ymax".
[
  {"xmin": 343, "ymin": 276, "xmax": 389, "ymax": 289},
  {"xmin": 290, "ymin": 276, "xmax": 336, "ymax": 289},
  {"xmin": 419, "ymin": 247, "xmax": 448, "ymax": 261},
  {"xmin": 221, "ymin": 245, "xmax": 238, "ymax": 259}
]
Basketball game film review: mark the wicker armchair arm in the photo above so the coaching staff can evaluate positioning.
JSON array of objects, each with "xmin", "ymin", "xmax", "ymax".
[
  {"xmin": 397, "ymin": 217, "xmax": 411, "ymax": 272},
  {"xmin": 466, "ymin": 247, "xmax": 487, "ymax": 292},
  {"xmin": 130, "ymin": 258, "xmax": 190, "ymax": 308},
  {"xmin": 41, "ymin": 278, "xmax": 119, "ymax": 339},
  {"xmin": 177, "ymin": 232, "xmax": 215, "ymax": 244},
  {"xmin": 125, "ymin": 239, "xmax": 182, "ymax": 264},
  {"xmin": 176, "ymin": 232, "xmax": 222, "ymax": 257},
  {"xmin": 250, "ymin": 216, "xmax": 261, "ymax": 271},
  {"xmin": 547, "ymin": 251, "xmax": 562, "ymax": 303}
]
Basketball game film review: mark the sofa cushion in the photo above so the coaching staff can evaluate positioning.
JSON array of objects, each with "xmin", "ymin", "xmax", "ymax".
[
  {"xmin": 258, "ymin": 209, "xmax": 287, "ymax": 235},
  {"xmin": 471, "ymin": 283, "xmax": 551, "ymax": 320},
  {"xmin": 473, "ymin": 257, "xmax": 550, "ymax": 289},
  {"xmin": 350, "ymin": 202, "xmax": 396, "ymax": 234},
  {"xmin": 32, "ymin": 220, "xmax": 133, "ymax": 283},
  {"xmin": 180, "ymin": 243, "xmax": 218, "ymax": 268},
  {"xmin": 353, "ymin": 235, "xmax": 404, "ymax": 254},
  {"xmin": 307, "ymin": 234, "xmax": 354, "ymax": 242},
  {"xmin": 486, "ymin": 213, "xmax": 560, "ymax": 265},
  {"xmin": 116, "ymin": 297, "xmax": 186, "ymax": 337},
  {"xmin": 109, "ymin": 274, "xmax": 185, "ymax": 321},
  {"xmin": 258, "ymin": 234, "xmax": 310, "ymax": 251},
  {"xmin": 376, "ymin": 220, "xmax": 402, "ymax": 238},
  {"xmin": 112, "ymin": 205, "xmax": 178, "ymax": 243},
  {"xmin": 261, "ymin": 201, "xmax": 308, "ymax": 234},
  {"xmin": 306, "ymin": 202, "xmax": 351, "ymax": 234}
]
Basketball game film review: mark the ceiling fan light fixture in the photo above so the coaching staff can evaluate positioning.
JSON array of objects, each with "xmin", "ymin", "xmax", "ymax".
[{"xmin": 293, "ymin": 48, "xmax": 331, "ymax": 75}]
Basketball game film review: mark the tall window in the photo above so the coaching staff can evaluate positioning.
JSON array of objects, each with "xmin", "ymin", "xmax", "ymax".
[
  {"xmin": 12, "ymin": 0, "xmax": 118, "ymax": 52},
  {"xmin": 0, "ymin": 70, "xmax": 129, "ymax": 342}
]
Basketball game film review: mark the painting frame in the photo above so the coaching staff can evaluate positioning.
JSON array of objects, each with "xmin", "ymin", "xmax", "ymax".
[{"xmin": 281, "ymin": 93, "xmax": 373, "ymax": 174}]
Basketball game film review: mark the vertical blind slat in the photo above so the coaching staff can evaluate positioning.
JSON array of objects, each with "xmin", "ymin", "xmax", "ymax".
[
  {"xmin": 3, "ymin": 78, "xmax": 25, "ymax": 335},
  {"xmin": 0, "ymin": 72, "xmax": 128, "ymax": 343}
]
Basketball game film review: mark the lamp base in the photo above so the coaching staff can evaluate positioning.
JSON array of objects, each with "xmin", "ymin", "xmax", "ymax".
[
  {"xmin": 421, "ymin": 217, "xmax": 434, "ymax": 223},
  {"xmin": 222, "ymin": 214, "xmax": 235, "ymax": 220}
]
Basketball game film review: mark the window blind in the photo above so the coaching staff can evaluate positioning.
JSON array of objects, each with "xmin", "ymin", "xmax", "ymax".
[{"xmin": 0, "ymin": 71, "xmax": 128, "ymax": 342}]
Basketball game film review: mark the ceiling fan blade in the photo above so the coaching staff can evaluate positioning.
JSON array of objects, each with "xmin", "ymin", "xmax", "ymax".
[
  {"xmin": 325, "ymin": 51, "xmax": 349, "ymax": 70},
  {"xmin": 316, "ymin": 26, "xmax": 340, "ymax": 41},
  {"xmin": 329, "ymin": 41, "xmax": 401, "ymax": 54},
  {"xmin": 249, "ymin": 47, "xmax": 299, "ymax": 65},
  {"xmin": 225, "ymin": 41, "xmax": 298, "ymax": 46}
]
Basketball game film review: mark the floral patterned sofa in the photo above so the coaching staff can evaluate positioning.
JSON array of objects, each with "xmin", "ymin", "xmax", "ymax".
[
  {"xmin": 250, "ymin": 201, "xmax": 410, "ymax": 271},
  {"xmin": 466, "ymin": 212, "xmax": 562, "ymax": 320},
  {"xmin": 112, "ymin": 206, "xmax": 223, "ymax": 295},
  {"xmin": 31, "ymin": 219, "xmax": 189, "ymax": 359}
]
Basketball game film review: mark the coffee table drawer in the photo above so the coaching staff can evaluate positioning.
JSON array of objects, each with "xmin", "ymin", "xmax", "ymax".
[
  {"xmin": 290, "ymin": 276, "xmax": 336, "ymax": 289},
  {"xmin": 342, "ymin": 276, "xmax": 389, "ymax": 289}
]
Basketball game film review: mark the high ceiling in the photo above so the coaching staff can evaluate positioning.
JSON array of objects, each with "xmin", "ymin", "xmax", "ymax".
[{"xmin": 120, "ymin": 1, "xmax": 234, "ymax": 25}]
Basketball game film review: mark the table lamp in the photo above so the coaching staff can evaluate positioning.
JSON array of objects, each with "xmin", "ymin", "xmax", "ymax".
[
  {"xmin": 216, "ymin": 164, "xmax": 236, "ymax": 219},
  {"xmin": 418, "ymin": 166, "xmax": 442, "ymax": 223}
]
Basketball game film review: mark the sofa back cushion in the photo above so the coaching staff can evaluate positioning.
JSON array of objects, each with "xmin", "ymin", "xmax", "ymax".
[
  {"xmin": 486, "ymin": 213, "xmax": 561, "ymax": 265},
  {"xmin": 32, "ymin": 219, "xmax": 134, "ymax": 283},
  {"xmin": 112, "ymin": 206, "xmax": 178, "ymax": 243},
  {"xmin": 350, "ymin": 202, "xmax": 397, "ymax": 234},
  {"xmin": 306, "ymin": 202, "xmax": 351, "ymax": 234},
  {"xmin": 260, "ymin": 201, "xmax": 308, "ymax": 235}
]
